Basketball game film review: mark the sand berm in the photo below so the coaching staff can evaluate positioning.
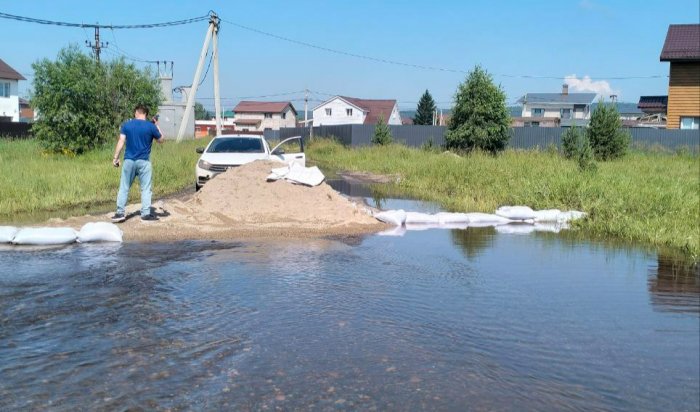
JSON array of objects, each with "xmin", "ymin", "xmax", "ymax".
[{"xmin": 50, "ymin": 160, "xmax": 386, "ymax": 241}]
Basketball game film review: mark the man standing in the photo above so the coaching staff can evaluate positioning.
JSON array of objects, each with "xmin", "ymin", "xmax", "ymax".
[{"xmin": 111, "ymin": 104, "xmax": 164, "ymax": 222}]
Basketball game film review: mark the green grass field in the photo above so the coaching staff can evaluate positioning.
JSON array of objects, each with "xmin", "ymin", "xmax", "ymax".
[
  {"xmin": 307, "ymin": 139, "xmax": 700, "ymax": 260},
  {"xmin": 0, "ymin": 138, "xmax": 209, "ymax": 220}
]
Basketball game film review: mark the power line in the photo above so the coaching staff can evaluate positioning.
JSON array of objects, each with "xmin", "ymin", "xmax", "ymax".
[
  {"xmin": 0, "ymin": 11, "xmax": 210, "ymax": 29},
  {"xmin": 220, "ymin": 18, "xmax": 666, "ymax": 81}
]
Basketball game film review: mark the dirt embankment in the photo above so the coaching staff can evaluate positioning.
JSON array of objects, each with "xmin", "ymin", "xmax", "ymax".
[{"xmin": 50, "ymin": 161, "xmax": 385, "ymax": 241}]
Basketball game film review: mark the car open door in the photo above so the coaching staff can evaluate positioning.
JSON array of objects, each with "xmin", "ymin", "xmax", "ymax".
[{"xmin": 269, "ymin": 136, "xmax": 306, "ymax": 166}]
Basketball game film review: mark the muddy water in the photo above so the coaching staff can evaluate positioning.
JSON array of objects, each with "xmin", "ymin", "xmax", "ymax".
[{"xmin": 1, "ymin": 198, "xmax": 699, "ymax": 411}]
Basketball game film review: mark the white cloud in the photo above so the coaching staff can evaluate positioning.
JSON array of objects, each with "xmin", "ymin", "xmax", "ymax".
[{"xmin": 564, "ymin": 74, "xmax": 620, "ymax": 100}]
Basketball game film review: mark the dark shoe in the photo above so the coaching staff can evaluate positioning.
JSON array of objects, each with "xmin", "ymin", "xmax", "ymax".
[
  {"xmin": 140, "ymin": 214, "xmax": 159, "ymax": 222},
  {"xmin": 111, "ymin": 213, "xmax": 126, "ymax": 223}
]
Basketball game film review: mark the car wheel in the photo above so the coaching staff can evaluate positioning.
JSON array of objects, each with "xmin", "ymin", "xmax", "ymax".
[{"xmin": 195, "ymin": 183, "xmax": 202, "ymax": 192}]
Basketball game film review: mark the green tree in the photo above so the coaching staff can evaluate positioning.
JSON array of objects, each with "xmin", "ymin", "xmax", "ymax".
[
  {"xmin": 31, "ymin": 45, "xmax": 162, "ymax": 154},
  {"xmin": 372, "ymin": 115, "xmax": 393, "ymax": 145},
  {"xmin": 577, "ymin": 132, "xmax": 597, "ymax": 172},
  {"xmin": 586, "ymin": 100, "xmax": 631, "ymax": 160},
  {"xmin": 194, "ymin": 102, "xmax": 210, "ymax": 120},
  {"xmin": 561, "ymin": 123, "xmax": 583, "ymax": 159},
  {"xmin": 413, "ymin": 89, "xmax": 437, "ymax": 125},
  {"xmin": 445, "ymin": 65, "xmax": 510, "ymax": 153}
]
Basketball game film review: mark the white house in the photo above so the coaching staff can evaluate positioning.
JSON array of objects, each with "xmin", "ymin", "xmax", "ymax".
[
  {"xmin": 0, "ymin": 58, "xmax": 25, "ymax": 123},
  {"xmin": 233, "ymin": 101, "xmax": 297, "ymax": 132},
  {"xmin": 515, "ymin": 85, "xmax": 596, "ymax": 127},
  {"xmin": 312, "ymin": 96, "xmax": 402, "ymax": 126}
]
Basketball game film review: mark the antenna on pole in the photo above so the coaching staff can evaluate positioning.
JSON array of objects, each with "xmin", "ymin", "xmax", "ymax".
[{"xmin": 176, "ymin": 11, "xmax": 220, "ymax": 142}]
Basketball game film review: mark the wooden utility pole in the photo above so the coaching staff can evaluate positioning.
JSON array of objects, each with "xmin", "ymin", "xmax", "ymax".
[
  {"xmin": 177, "ymin": 13, "xmax": 220, "ymax": 142},
  {"xmin": 85, "ymin": 25, "xmax": 108, "ymax": 62},
  {"xmin": 304, "ymin": 88, "xmax": 308, "ymax": 127}
]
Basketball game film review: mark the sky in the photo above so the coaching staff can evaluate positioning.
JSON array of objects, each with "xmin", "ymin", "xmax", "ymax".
[{"xmin": 2, "ymin": 0, "xmax": 698, "ymax": 112}]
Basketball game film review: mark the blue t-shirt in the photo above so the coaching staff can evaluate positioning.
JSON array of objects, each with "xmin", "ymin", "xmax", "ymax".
[{"xmin": 120, "ymin": 119, "xmax": 162, "ymax": 161}]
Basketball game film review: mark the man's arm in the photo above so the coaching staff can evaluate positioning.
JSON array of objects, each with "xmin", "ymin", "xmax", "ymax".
[
  {"xmin": 113, "ymin": 134, "xmax": 126, "ymax": 166},
  {"xmin": 154, "ymin": 121, "xmax": 165, "ymax": 144}
]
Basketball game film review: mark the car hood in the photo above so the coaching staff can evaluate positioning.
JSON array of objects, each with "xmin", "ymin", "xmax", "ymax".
[{"xmin": 200, "ymin": 152, "xmax": 268, "ymax": 165}]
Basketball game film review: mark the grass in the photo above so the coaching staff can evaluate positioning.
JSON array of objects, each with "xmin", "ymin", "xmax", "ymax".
[
  {"xmin": 0, "ymin": 138, "xmax": 209, "ymax": 219},
  {"xmin": 307, "ymin": 139, "xmax": 700, "ymax": 260}
]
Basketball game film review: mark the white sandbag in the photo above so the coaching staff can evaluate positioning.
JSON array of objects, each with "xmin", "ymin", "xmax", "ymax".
[
  {"xmin": 495, "ymin": 206, "xmax": 537, "ymax": 221},
  {"xmin": 532, "ymin": 209, "xmax": 562, "ymax": 222},
  {"xmin": 0, "ymin": 226, "xmax": 18, "ymax": 243},
  {"xmin": 495, "ymin": 224, "xmax": 536, "ymax": 235},
  {"xmin": 556, "ymin": 210, "xmax": 587, "ymax": 223},
  {"xmin": 266, "ymin": 165, "xmax": 290, "ymax": 181},
  {"xmin": 435, "ymin": 212, "xmax": 471, "ymax": 224},
  {"xmin": 77, "ymin": 222, "xmax": 123, "ymax": 243},
  {"xmin": 465, "ymin": 213, "xmax": 512, "ymax": 226},
  {"xmin": 12, "ymin": 227, "xmax": 77, "ymax": 245},
  {"xmin": 405, "ymin": 212, "xmax": 440, "ymax": 224},
  {"xmin": 284, "ymin": 163, "xmax": 325, "ymax": 187},
  {"xmin": 374, "ymin": 209, "xmax": 407, "ymax": 226},
  {"xmin": 377, "ymin": 225, "xmax": 407, "ymax": 237}
]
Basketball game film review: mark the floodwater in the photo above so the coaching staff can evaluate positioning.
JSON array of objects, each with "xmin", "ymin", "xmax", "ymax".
[{"xmin": 1, "ymin": 195, "xmax": 699, "ymax": 411}]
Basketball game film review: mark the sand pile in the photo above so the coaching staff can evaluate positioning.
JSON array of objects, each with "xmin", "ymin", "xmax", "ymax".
[{"xmin": 51, "ymin": 160, "xmax": 385, "ymax": 241}]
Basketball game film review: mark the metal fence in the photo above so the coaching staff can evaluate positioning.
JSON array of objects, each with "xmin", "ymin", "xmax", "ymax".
[
  {"xmin": 0, "ymin": 122, "xmax": 32, "ymax": 139},
  {"xmin": 264, "ymin": 125, "xmax": 699, "ymax": 152}
]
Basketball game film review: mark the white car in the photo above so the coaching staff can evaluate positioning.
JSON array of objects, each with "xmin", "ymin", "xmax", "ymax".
[{"xmin": 195, "ymin": 134, "xmax": 306, "ymax": 191}]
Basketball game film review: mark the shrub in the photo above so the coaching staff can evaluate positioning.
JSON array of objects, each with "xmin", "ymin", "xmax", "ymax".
[
  {"xmin": 31, "ymin": 45, "xmax": 162, "ymax": 154},
  {"xmin": 561, "ymin": 124, "xmax": 583, "ymax": 159},
  {"xmin": 577, "ymin": 133, "xmax": 597, "ymax": 172},
  {"xmin": 586, "ymin": 100, "xmax": 631, "ymax": 160},
  {"xmin": 445, "ymin": 65, "xmax": 510, "ymax": 154},
  {"xmin": 372, "ymin": 115, "xmax": 393, "ymax": 145}
]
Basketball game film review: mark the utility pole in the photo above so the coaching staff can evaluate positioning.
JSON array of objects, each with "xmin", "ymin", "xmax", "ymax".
[
  {"xmin": 304, "ymin": 88, "xmax": 308, "ymax": 127},
  {"xmin": 85, "ymin": 25, "xmax": 108, "ymax": 63},
  {"xmin": 177, "ymin": 12, "xmax": 219, "ymax": 142},
  {"xmin": 212, "ymin": 15, "xmax": 222, "ymax": 136}
]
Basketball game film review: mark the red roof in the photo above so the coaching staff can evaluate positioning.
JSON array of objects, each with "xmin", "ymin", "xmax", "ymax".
[
  {"xmin": 339, "ymin": 96, "xmax": 397, "ymax": 124},
  {"xmin": 0, "ymin": 58, "xmax": 26, "ymax": 81},
  {"xmin": 660, "ymin": 24, "xmax": 700, "ymax": 61},
  {"xmin": 233, "ymin": 101, "xmax": 296, "ymax": 115}
]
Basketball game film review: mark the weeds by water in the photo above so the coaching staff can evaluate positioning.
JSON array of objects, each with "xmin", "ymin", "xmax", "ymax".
[{"xmin": 307, "ymin": 139, "xmax": 700, "ymax": 260}]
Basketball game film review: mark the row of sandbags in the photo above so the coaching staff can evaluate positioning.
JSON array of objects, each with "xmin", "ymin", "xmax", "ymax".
[
  {"xmin": 373, "ymin": 205, "xmax": 586, "ymax": 228},
  {"xmin": 0, "ymin": 222, "xmax": 122, "ymax": 245}
]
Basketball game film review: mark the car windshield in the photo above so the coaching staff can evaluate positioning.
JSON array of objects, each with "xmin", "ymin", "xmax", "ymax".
[{"xmin": 207, "ymin": 138, "xmax": 264, "ymax": 153}]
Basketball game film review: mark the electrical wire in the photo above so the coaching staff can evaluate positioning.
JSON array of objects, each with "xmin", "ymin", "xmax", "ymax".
[{"xmin": 0, "ymin": 11, "xmax": 210, "ymax": 29}]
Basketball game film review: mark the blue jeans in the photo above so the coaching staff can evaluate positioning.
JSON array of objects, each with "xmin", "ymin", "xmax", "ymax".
[{"xmin": 116, "ymin": 159, "xmax": 152, "ymax": 217}]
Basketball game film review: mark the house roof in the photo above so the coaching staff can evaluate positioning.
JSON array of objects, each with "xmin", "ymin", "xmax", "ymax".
[
  {"xmin": 590, "ymin": 102, "xmax": 643, "ymax": 114},
  {"xmin": 233, "ymin": 101, "xmax": 297, "ymax": 115},
  {"xmin": 517, "ymin": 93, "xmax": 597, "ymax": 105},
  {"xmin": 637, "ymin": 95, "xmax": 668, "ymax": 110},
  {"xmin": 0, "ymin": 58, "xmax": 26, "ymax": 81},
  {"xmin": 660, "ymin": 24, "xmax": 700, "ymax": 61}
]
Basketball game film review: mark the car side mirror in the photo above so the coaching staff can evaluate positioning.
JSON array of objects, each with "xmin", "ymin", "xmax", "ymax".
[
  {"xmin": 196, "ymin": 147, "xmax": 204, "ymax": 154},
  {"xmin": 273, "ymin": 148, "xmax": 285, "ymax": 155}
]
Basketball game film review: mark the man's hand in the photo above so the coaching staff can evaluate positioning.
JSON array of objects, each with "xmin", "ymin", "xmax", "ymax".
[{"xmin": 113, "ymin": 157, "xmax": 120, "ymax": 168}]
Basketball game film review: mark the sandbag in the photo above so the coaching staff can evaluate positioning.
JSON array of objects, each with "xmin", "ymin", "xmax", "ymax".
[
  {"xmin": 532, "ymin": 209, "xmax": 562, "ymax": 222},
  {"xmin": 77, "ymin": 222, "xmax": 123, "ymax": 243},
  {"xmin": 495, "ymin": 206, "xmax": 536, "ymax": 221},
  {"xmin": 0, "ymin": 226, "xmax": 18, "ymax": 243},
  {"xmin": 435, "ymin": 212, "xmax": 470, "ymax": 224},
  {"xmin": 464, "ymin": 213, "xmax": 512, "ymax": 226},
  {"xmin": 405, "ymin": 212, "xmax": 440, "ymax": 224},
  {"xmin": 557, "ymin": 210, "xmax": 587, "ymax": 223},
  {"xmin": 374, "ymin": 209, "xmax": 407, "ymax": 226},
  {"xmin": 12, "ymin": 227, "xmax": 77, "ymax": 245}
]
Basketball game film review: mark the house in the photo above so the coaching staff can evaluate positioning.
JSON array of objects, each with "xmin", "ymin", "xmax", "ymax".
[
  {"xmin": 232, "ymin": 101, "xmax": 297, "ymax": 132},
  {"xmin": 0, "ymin": 58, "xmax": 26, "ymax": 122},
  {"xmin": 18, "ymin": 98, "xmax": 34, "ymax": 123},
  {"xmin": 660, "ymin": 24, "xmax": 700, "ymax": 129},
  {"xmin": 637, "ymin": 95, "xmax": 668, "ymax": 127},
  {"xmin": 312, "ymin": 96, "xmax": 402, "ymax": 127},
  {"xmin": 514, "ymin": 85, "xmax": 596, "ymax": 127}
]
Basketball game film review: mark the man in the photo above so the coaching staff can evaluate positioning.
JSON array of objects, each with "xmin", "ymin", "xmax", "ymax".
[{"xmin": 111, "ymin": 104, "xmax": 164, "ymax": 222}]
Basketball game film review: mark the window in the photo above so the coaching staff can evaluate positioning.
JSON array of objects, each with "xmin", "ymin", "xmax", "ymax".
[
  {"xmin": 346, "ymin": 108, "xmax": 353, "ymax": 116},
  {"xmin": 560, "ymin": 108, "xmax": 571, "ymax": 119},
  {"xmin": 680, "ymin": 117, "xmax": 700, "ymax": 129},
  {"xmin": 207, "ymin": 137, "xmax": 264, "ymax": 153},
  {"xmin": 325, "ymin": 108, "xmax": 332, "ymax": 116},
  {"xmin": 264, "ymin": 113, "xmax": 272, "ymax": 119},
  {"xmin": 282, "ymin": 112, "xmax": 286, "ymax": 119},
  {"xmin": 525, "ymin": 121, "xmax": 540, "ymax": 127},
  {"xmin": 532, "ymin": 108, "xmax": 544, "ymax": 117},
  {"xmin": 0, "ymin": 82, "xmax": 10, "ymax": 98}
]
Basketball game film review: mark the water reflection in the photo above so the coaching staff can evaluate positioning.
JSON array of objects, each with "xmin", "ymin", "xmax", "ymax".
[{"xmin": 648, "ymin": 256, "xmax": 700, "ymax": 314}]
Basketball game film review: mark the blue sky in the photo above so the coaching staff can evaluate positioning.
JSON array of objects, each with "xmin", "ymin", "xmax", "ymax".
[{"xmin": 2, "ymin": 0, "xmax": 698, "ymax": 112}]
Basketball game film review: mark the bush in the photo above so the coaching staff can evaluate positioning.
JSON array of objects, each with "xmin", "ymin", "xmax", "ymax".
[
  {"xmin": 31, "ymin": 46, "xmax": 162, "ymax": 154},
  {"xmin": 577, "ymin": 133, "xmax": 597, "ymax": 172},
  {"xmin": 586, "ymin": 100, "xmax": 631, "ymax": 160},
  {"xmin": 561, "ymin": 124, "xmax": 583, "ymax": 159},
  {"xmin": 445, "ymin": 65, "xmax": 510, "ymax": 154},
  {"xmin": 372, "ymin": 115, "xmax": 393, "ymax": 145}
]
